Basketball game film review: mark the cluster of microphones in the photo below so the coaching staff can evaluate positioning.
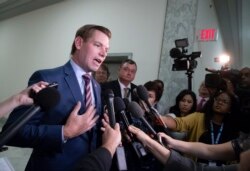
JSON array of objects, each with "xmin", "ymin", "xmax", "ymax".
[
  {"xmin": 104, "ymin": 85, "xmax": 168, "ymax": 170},
  {"xmin": 0, "ymin": 83, "xmax": 169, "ymax": 170}
]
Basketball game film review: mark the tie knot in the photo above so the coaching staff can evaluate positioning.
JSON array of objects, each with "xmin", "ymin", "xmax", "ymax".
[
  {"xmin": 124, "ymin": 88, "xmax": 130, "ymax": 98},
  {"xmin": 83, "ymin": 74, "xmax": 91, "ymax": 82}
]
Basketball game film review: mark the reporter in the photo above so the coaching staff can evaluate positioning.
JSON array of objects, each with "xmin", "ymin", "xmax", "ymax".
[
  {"xmin": 128, "ymin": 125, "xmax": 243, "ymax": 171},
  {"xmin": 74, "ymin": 118, "xmax": 121, "ymax": 171},
  {"xmin": 0, "ymin": 81, "xmax": 48, "ymax": 118}
]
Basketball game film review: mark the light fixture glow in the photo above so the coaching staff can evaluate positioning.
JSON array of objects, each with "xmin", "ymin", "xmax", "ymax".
[{"xmin": 218, "ymin": 54, "xmax": 230, "ymax": 64}]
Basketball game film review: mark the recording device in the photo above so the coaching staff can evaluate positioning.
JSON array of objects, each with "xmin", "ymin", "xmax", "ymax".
[
  {"xmin": 114, "ymin": 97, "xmax": 133, "ymax": 138},
  {"xmin": 170, "ymin": 38, "xmax": 201, "ymax": 90},
  {"xmin": 128, "ymin": 101, "xmax": 157, "ymax": 137},
  {"xmin": 170, "ymin": 38, "xmax": 201, "ymax": 71},
  {"xmin": 127, "ymin": 101, "xmax": 164, "ymax": 145},
  {"xmin": 104, "ymin": 90, "xmax": 127, "ymax": 171},
  {"xmin": 114, "ymin": 97, "xmax": 147, "ymax": 159},
  {"xmin": 28, "ymin": 82, "xmax": 58, "ymax": 99},
  {"xmin": 104, "ymin": 89, "xmax": 116, "ymax": 127},
  {"xmin": 0, "ymin": 85, "xmax": 60, "ymax": 148}
]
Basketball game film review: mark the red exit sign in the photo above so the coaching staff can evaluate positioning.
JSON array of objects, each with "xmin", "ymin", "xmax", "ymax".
[{"xmin": 198, "ymin": 28, "xmax": 218, "ymax": 41}]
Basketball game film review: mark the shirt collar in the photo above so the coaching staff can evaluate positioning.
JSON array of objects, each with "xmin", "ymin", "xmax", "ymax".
[{"xmin": 118, "ymin": 79, "xmax": 131, "ymax": 89}]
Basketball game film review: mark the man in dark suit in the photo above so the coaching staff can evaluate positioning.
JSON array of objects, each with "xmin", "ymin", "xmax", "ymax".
[
  {"xmin": 102, "ymin": 59, "xmax": 139, "ymax": 103},
  {"xmin": 2, "ymin": 24, "xmax": 111, "ymax": 171},
  {"xmin": 74, "ymin": 117, "xmax": 121, "ymax": 171}
]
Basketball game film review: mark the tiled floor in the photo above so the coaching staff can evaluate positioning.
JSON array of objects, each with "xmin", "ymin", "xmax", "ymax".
[{"xmin": 0, "ymin": 119, "xmax": 31, "ymax": 171}]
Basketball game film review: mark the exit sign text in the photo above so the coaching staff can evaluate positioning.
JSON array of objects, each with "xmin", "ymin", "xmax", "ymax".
[{"xmin": 198, "ymin": 28, "xmax": 218, "ymax": 41}]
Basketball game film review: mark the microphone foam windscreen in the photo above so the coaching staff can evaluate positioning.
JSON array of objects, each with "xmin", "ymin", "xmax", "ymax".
[
  {"xmin": 114, "ymin": 97, "xmax": 126, "ymax": 113},
  {"xmin": 34, "ymin": 87, "xmax": 60, "ymax": 111},
  {"xmin": 127, "ymin": 101, "xmax": 144, "ymax": 119},
  {"xmin": 136, "ymin": 85, "xmax": 148, "ymax": 101}
]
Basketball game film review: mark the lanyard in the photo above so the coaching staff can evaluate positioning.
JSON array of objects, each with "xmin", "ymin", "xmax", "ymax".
[{"xmin": 210, "ymin": 120, "xmax": 224, "ymax": 144}]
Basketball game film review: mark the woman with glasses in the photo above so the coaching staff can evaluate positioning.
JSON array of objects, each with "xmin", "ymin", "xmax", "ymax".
[{"xmin": 160, "ymin": 90, "xmax": 240, "ymax": 165}]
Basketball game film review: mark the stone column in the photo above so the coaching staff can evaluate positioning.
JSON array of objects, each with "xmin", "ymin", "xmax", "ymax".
[{"xmin": 158, "ymin": 0, "xmax": 199, "ymax": 111}]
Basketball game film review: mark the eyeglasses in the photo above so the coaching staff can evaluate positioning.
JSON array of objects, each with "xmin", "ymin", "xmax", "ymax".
[{"xmin": 214, "ymin": 97, "xmax": 230, "ymax": 105}]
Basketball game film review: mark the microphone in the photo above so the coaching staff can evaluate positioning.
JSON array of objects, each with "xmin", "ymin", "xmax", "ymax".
[
  {"xmin": 127, "ymin": 101, "xmax": 157, "ymax": 137},
  {"xmin": 114, "ymin": 97, "xmax": 134, "ymax": 139},
  {"xmin": 127, "ymin": 101, "xmax": 164, "ymax": 146},
  {"xmin": 104, "ymin": 89, "xmax": 116, "ymax": 128},
  {"xmin": 132, "ymin": 88, "xmax": 149, "ymax": 112},
  {"xmin": 0, "ymin": 86, "xmax": 60, "ymax": 148},
  {"xmin": 104, "ymin": 90, "xmax": 127, "ymax": 170},
  {"xmin": 114, "ymin": 97, "xmax": 147, "ymax": 158},
  {"xmin": 136, "ymin": 85, "xmax": 167, "ymax": 129}
]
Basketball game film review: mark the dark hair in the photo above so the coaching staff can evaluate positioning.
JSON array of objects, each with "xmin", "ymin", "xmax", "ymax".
[
  {"xmin": 154, "ymin": 79, "xmax": 164, "ymax": 99},
  {"xmin": 144, "ymin": 80, "xmax": 164, "ymax": 101},
  {"xmin": 120, "ymin": 59, "xmax": 137, "ymax": 68},
  {"xmin": 202, "ymin": 90, "xmax": 240, "ymax": 133},
  {"xmin": 169, "ymin": 89, "xmax": 197, "ymax": 117},
  {"xmin": 94, "ymin": 63, "xmax": 110, "ymax": 78},
  {"xmin": 70, "ymin": 24, "xmax": 112, "ymax": 55}
]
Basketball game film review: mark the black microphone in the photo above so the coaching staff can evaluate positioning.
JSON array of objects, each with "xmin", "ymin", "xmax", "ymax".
[
  {"xmin": 114, "ymin": 97, "xmax": 134, "ymax": 139},
  {"xmin": 136, "ymin": 85, "xmax": 167, "ymax": 129},
  {"xmin": 104, "ymin": 89, "xmax": 116, "ymax": 128},
  {"xmin": 114, "ymin": 97, "xmax": 147, "ymax": 158},
  {"xmin": 127, "ymin": 101, "xmax": 157, "ymax": 137},
  {"xmin": 127, "ymin": 101, "xmax": 164, "ymax": 146},
  {"xmin": 104, "ymin": 90, "xmax": 127, "ymax": 170},
  {"xmin": 0, "ymin": 86, "xmax": 60, "ymax": 148}
]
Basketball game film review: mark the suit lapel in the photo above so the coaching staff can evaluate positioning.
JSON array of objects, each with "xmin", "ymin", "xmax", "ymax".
[{"xmin": 63, "ymin": 62, "xmax": 84, "ymax": 105}]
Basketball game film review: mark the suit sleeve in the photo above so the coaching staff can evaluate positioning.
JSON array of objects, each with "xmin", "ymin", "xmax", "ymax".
[
  {"xmin": 2, "ymin": 71, "xmax": 63, "ymax": 152},
  {"xmin": 74, "ymin": 147, "xmax": 112, "ymax": 171}
]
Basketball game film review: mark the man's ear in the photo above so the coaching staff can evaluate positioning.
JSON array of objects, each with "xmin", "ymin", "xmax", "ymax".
[{"xmin": 74, "ymin": 36, "xmax": 82, "ymax": 50}]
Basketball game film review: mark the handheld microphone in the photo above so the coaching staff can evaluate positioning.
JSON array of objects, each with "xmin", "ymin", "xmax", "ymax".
[
  {"xmin": 133, "ymin": 87, "xmax": 149, "ymax": 112},
  {"xmin": 127, "ymin": 101, "xmax": 157, "ymax": 137},
  {"xmin": 136, "ymin": 85, "xmax": 167, "ymax": 129},
  {"xmin": 114, "ymin": 97, "xmax": 147, "ymax": 158},
  {"xmin": 104, "ymin": 89, "xmax": 116, "ymax": 128},
  {"xmin": 104, "ymin": 90, "xmax": 127, "ymax": 170},
  {"xmin": 114, "ymin": 97, "xmax": 134, "ymax": 140},
  {"xmin": 122, "ymin": 98, "xmax": 133, "ymax": 124},
  {"xmin": 127, "ymin": 101, "xmax": 164, "ymax": 146},
  {"xmin": 0, "ymin": 86, "xmax": 60, "ymax": 148}
]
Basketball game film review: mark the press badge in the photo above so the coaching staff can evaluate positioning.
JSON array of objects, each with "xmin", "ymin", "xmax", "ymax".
[{"xmin": 209, "ymin": 162, "xmax": 216, "ymax": 166}]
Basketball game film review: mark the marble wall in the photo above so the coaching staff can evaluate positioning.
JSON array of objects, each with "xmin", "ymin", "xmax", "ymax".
[{"xmin": 158, "ymin": 0, "xmax": 199, "ymax": 111}]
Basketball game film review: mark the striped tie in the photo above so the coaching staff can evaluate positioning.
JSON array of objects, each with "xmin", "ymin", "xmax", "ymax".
[
  {"xmin": 83, "ymin": 74, "xmax": 92, "ymax": 108},
  {"xmin": 124, "ymin": 88, "xmax": 130, "ymax": 99}
]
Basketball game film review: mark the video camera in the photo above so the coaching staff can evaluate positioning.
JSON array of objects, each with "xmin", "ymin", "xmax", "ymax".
[{"xmin": 170, "ymin": 38, "xmax": 201, "ymax": 71}]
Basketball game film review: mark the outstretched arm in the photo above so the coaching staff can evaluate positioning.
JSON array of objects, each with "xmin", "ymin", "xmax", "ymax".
[
  {"xmin": 158, "ymin": 132, "xmax": 236, "ymax": 161},
  {"xmin": 160, "ymin": 115, "xmax": 177, "ymax": 130},
  {"xmin": 0, "ymin": 81, "xmax": 48, "ymax": 118},
  {"xmin": 128, "ymin": 125, "xmax": 170, "ymax": 164}
]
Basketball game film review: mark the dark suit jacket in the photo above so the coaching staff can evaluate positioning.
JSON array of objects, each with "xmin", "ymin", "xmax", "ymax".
[
  {"xmin": 74, "ymin": 147, "xmax": 112, "ymax": 171},
  {"xmin": 2, "ymin": 61, "xmax": 102, "ymax": 171},
  {"xmin": 101, "ymin": 80, "xmax": 139, "ymax": 102}
]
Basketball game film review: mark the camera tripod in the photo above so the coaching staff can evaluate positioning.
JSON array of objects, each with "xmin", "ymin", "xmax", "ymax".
[{"xmin": 186, "ymin": 69, "xmax": 194, "ymax": 91}]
